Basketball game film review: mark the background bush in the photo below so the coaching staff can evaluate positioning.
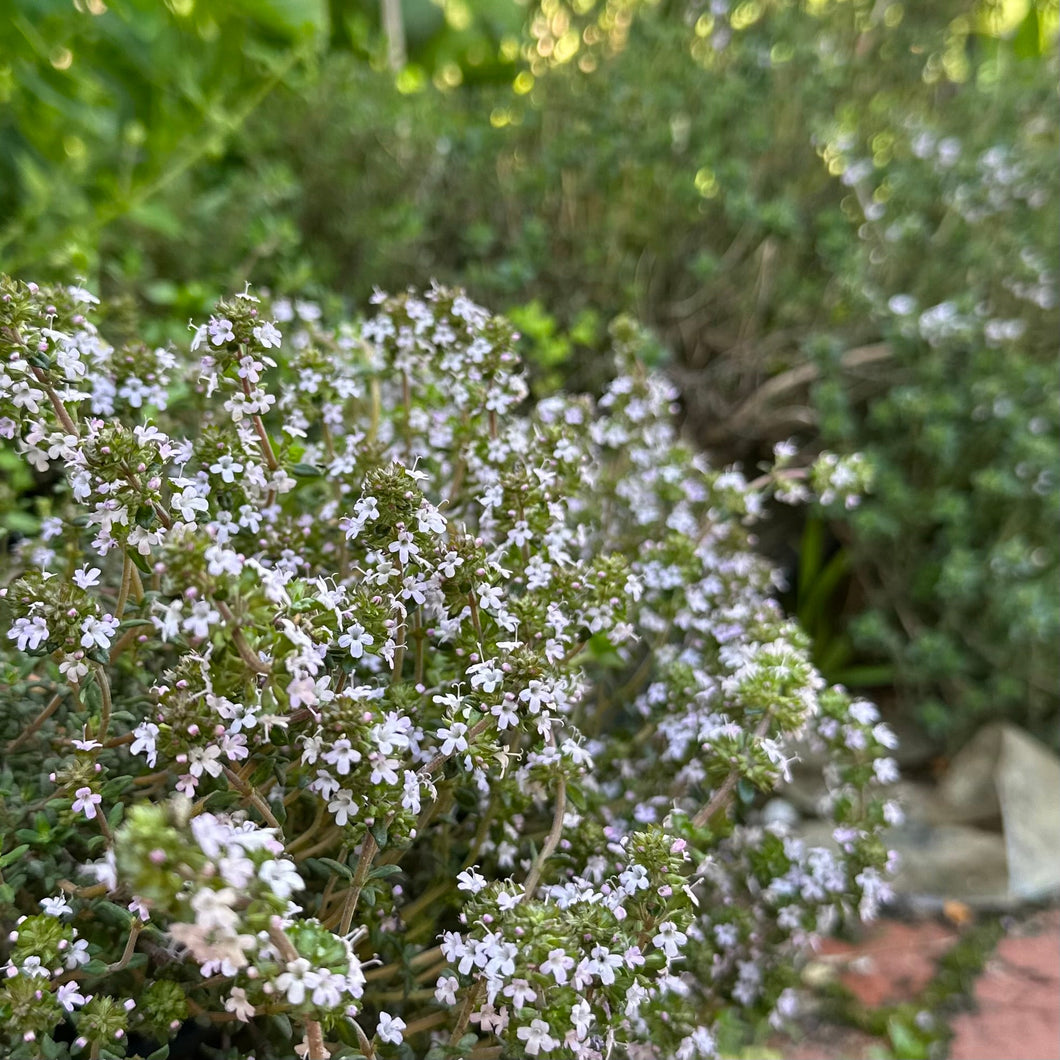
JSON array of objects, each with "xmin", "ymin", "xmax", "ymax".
[{"xmin": 1, "ymin": 0, "xmax": 1057, "ymax": 750}]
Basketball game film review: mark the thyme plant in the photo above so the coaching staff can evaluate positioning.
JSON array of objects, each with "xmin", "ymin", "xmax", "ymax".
[{"xmin": 0, "ymin": 278, "xmax": 893, "ymax": 1059}]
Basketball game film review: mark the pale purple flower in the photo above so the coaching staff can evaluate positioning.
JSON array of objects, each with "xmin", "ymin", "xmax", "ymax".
[
  {"xmin": 388, "ymin": 531, "xmax": 419, "ymax": 565},
  {"xmin": 491, "ymin": 698, "xmax": 519, "ymax": 730},
  {"xmin": 70, "ymin": 727, "xmax": 102, "ymax": 752},
  {"xmin": 187, "ymin": 744, "xmax": 223, "ymax": 779},
  {"xmin": 130, "ymin": 721, "xmax": 160, "ymax": 768},
  {"xmin": 71, "ymin": 787, "xmax": 102, "ymax": 820},
  {"xmin": 323, "ymin": 738, "xmax": 360, "ymax": 775},
  {"xmin": 873, "ymin": 757, "xmax": 900, "ymax": 784},
  {"xmin": 504, "ymin": 978, "xmax": 537, "ymax": 1011},
  {"xmin": 182, "ymin": 600, "xmax": 220, "ymax": 639},
  {"xmin": 456, "ymin": 867, "xmax": 487, "ymax": 894},
  {"xmin": 172, "ymin": 486, "xmax": 209, "ymax": 522},
  {"xmin": 252, "ymin": 322, "xmax": 282, "ymax": 349},
  {"xmin": 59, "ymin": 653, "xmax": 90, "ymax": 685},
  {"xmin": 208, "ymin": 317, "xmax": 235, "ymax": 346},
  {"xmin": 65, "ymin": 937, "xmax": 90, "ymax": 969},
  {"xmin": 56, "ymin": 982, "xmax": 89, "ymax": 1012},
  {"xmin": 540, "ymin": 948, "xmax": 575, "ymax": 985},
  {"xmin": 478, "ymin": 584, "xmax": 503, "ymax": 612},
  {"xmin": 518, "ymin": 680, "xmax": 549, "ymax": 713},
  {"xmin": 587, "ymin": 945, "xmax": 623, "ymax": 985},
  {"xmin": 80, "ymin": 613, "xmax": 119, "ymax": 652},
  {"xmin": 276, "ymin": 957, "xmax": 314, "ymax": 1005},
  {"xmin": 468, "ymin": 660, "xmax": 503, "ymax": 694},
  {"xmin": 652, "ymin": 921, "xmax": 688, "ymax": 960},
  {"xmin": 517, "ymin": 1018, "xmax": 558, "ymax": 1056},
  {"xmin": 337, "ymin": 622, "xmax": 374, "ymax": 659},
  {"xmin": 435, "ymin": 975, "xmax": 459, "ymax": 1005},
  {"xmin": 437, "ymin": 722, "xmax": 469, "ymax": 757},
  {"xmin": 570, "ymin": 999, "xmax": 594, "ymax": 1040},
  {"xmin": 210, "ymin": 455, "xmax": 243, "ymax": 483},
  {"xmin": 328, "ymin": 790, "xmax": 357, "ymax": 826},
  {"xmin": 401, "ymin": 771, "xmax": 422, "ymax": 814},
  {"xmin": 8, "ymin": 615, "xmax": 49, "ymax": 652},
  {"xmin": 224, "ymin": 986, "xmax": 255, "ymax": 1022},
  {"xmin": 72, "ymin": 566, "xmax": 102, "ymax": 590},
  {"xmin": 128, "ymin": 897, "xmax": 151, "ymax": 922},
  {"xmin": 369, "ymin": 753, "xmax": 399, "ymax": 786},
  {"xmin": 376, "ymin": 1012, "xmax": 406, "ymax": 1045},
  {"xmin": 259, "ymin": 859, "xmax": 304, "ymax": 900},
  {"xmin": 39, "ymin": 895, "xmax": 73, "ymax": 918}
]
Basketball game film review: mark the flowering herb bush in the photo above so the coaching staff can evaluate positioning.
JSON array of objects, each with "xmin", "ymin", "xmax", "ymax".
[
  {"xmin": 0, "ymin": 278, "xmax": 895, "ymax": 1060},
  {"xmin": 805, "ymin": 38, "xmax": 1059, "ymax": 745}
]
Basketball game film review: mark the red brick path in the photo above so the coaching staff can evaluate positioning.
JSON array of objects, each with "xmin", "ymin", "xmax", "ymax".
[
  {"xmin": 949, "ymin": 912, "xmax": 1060, "ymax": 1060},
  {"xmin": 772, "ymin": 910, "xmax": 1060, "ymax": 1060}
]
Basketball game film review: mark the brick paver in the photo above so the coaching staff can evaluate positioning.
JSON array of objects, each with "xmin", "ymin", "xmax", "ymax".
[
  {"xmin": 771, "ymin": 909, "xmax": 1060, "ymax": 1060},
  {"xmin": 949, "ymin": 911, "xmax": 1060, "ymax": 1060}
]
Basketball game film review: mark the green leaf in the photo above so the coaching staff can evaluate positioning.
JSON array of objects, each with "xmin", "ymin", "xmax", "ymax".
[
  {"xmin": 798, "ymin": 547, "xmax": 849, "ymax": 632},
  {"xmin": 371, "ymin": 820, "xmax": 388, "ymax": 849},
  {"xmin": 815, "ymin": 633, "xmax": 854, "ymax": 677},
  {"xmin": 887, "ymin": 1015, "xmax": 931, "ymax": 1060},
  {"xmin": 1012, "ymin": 7, "xmax": 1042, "ymax": 59},
  {"xmin": 82, "ymin": 675, "xmax": 102, "ymax": 713},
  {"xmin": 128, "ymin": 201, "xmax": 183, "ymax": 240},
  {"xmin": 96, "ymin": 900, "xmax": 133, "ymax": 927},
  {"xmin": 291, "ymin": 462, "xmax": 324, "ymax": 477},
  {"xmin": 38, "ymin": 1036, "xmax": 63, "ymax": 1060},
  {"xmin": 586, "ymin": 632, "xmax": 623, "ymax": 668},
  {"xmin": 233, "ymin": 0, "xmax": 330, "ymax": 41},
  {"xmin": 143, "ymin": 279, "xmax": 180, "ymax": 305},
  {"xmin": 797, "ymin": 516, "xmax": 825, "ymax": 610},
  {"xmin": 317, "ymin": 856, "xmax": 353, "ymax": 880},
  {"xmin": 367, "ymin": 863, "xmax": 402, "ymax": 880},
  {"xmin": 129, "ymin": 547, "xmax": 153, "ymax": 574},
  {"xmin": 0, "ymin": 843, "xmax": 29, "ymax": 868},
  {"xmin": 2, "ymin": 510, "xmax": 41, "ymax": 535}
]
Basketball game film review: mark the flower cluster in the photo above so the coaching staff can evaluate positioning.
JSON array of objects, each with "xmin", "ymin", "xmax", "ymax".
[{"xmin": 0, "ymin": 278, "xmax": 895, "ymax": 1059}]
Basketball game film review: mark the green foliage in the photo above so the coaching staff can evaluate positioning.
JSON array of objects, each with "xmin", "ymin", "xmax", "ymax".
[
  {"xmin": 0, "ymin": 446, "xmax": 41, "ymax": 546},
  {"xmin": 0, "ymin": 0, "xmax": 520, "ymax": 286},
  {"xmin": 810, "ymin": 31, "xmax": 1059, "ymax": 746},
  {"xmin": 0, "ymin": 0, "xmax": 332, "ymax": 279},
  {"xmin": 1, "ymin": 0, "xmax": 1056, "ymax": 753}
]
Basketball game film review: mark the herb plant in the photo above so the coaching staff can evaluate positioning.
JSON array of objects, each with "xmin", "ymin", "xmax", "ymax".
[{"xmin": 1, "ymin": 279, "xmax": 895, "ymax": 1059}]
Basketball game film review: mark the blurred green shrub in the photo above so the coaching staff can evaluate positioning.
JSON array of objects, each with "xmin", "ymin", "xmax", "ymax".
[
  {"xmin": 809, "ymin": 43, "xmax": 1059, "ymax": 744},
  {"xmin": 0, "ymin": 0, "xmax": 332, "ymax": 280},
  {"xmin": 0, "ymin": 0, "xmax": 521, "ymax": 288},
  {"xmin": 2, "ymin": 0, "xmax": 1057, "ymax": 747}
]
